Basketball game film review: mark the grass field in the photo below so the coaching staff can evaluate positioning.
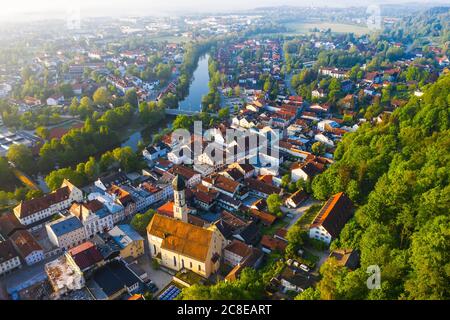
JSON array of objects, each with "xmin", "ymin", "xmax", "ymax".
[
  {"xmin": 283, "ymin": 22, "xmax": 371, "ymax": 36},
  {"xmin": 297, "ymin": 204, "xmax": 322, "ymax": 231}
]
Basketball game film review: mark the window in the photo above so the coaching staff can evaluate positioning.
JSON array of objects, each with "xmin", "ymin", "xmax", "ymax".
[
  {"xmin": 173, "ymin": 256, "xmax": 177, "ymax": 267},
  {"xmin": 153, "ymin": 245, "xmax": 156, "ymax": 254},
  {"xmin": 190, "ymin": 262, "xmax": 193, "ymax": 268},
  {"xmin": 182, "ymin": 259, "xmax": 185, "ymax": 268},
  {"xmin": 198, "ymin": 264, "xmax": 201, "ymax": 271}
]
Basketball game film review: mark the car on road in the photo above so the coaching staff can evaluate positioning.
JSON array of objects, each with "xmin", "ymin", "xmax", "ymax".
[{"xmin": 299, "ymin": 264, "xmax": 310, "ymax": 272}]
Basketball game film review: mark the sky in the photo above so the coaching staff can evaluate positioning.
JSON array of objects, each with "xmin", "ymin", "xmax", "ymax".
[{"xmin": 0, "ymin": 0, "xmax": 448, "ymax": 22}]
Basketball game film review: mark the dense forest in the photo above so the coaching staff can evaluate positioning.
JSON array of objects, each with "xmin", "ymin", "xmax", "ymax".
[{"xmin": 306, "ymin": 73, "xmax": 450, "ymax": 300}]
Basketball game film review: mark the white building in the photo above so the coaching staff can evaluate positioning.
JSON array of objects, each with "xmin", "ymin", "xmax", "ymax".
[
  {"xmin": 10, "ymin": 230, "xmax": 44, "ymax": 266},
  {"xmin": 46, "ymin": 215, "xmax": 87, "ymax": 250},
  {"xmin": 314, "ymin": 133, "xmax": 334, "ymax": 147},
  {"xmin": 69, "ymin": 201, "xmax": 114, "ymax": 238},
  {"xmin": 13, "ymin": 180, "xmax": 83, "ymax": 228},
  {"xmin": 317, "ymin": 120, "xmax": 339, "ymax": 132},
  {"xmin": 223, "ymin": 240, "xmax": 254, "ymax": 267},
  {"xmin": 142, "ymin": 144, "xmax": 168, "ymax": 162},
  {"xmin": 0, "ymin": 240, "xmax": 22, "ymax": 276},
  {"xmin": 88, "ymin": 192, "xmax": 125, "ymax": 224},
  {"xmin": 309, "ymin": 192, "xmax": 353, "ymax": 244}
]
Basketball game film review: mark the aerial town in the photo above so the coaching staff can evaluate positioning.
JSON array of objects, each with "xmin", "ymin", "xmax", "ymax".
[{"xmin": 0, "ymin": 2, "xmax": 449, "ymax": 302}]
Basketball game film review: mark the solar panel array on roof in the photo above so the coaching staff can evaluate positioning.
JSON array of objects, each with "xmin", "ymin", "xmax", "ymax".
[{"xmin": 158, "ymin": 285, "xmax": 181, "ymax": 300}]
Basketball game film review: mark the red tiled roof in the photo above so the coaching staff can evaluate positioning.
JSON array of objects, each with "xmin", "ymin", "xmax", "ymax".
[
  {"xmin": 168, "ymin": 164, "xmax": 199, "ymax": 180},
  {"xmin": 311, "ymin": 192, "xmax": 353, "ymax": 238},
  {"xmin": 10, "ymin": 230, "xmax": 42, "ymax": 258},
  {"xmin": 0, "ymin": 213, "xmax": 24, "ymax": 237},
  {"xmin": 15, "ymin": 186, "xmax": 71, "ymax": 218},
  {"xmin": 68, "ymin": 241, "xmax": 103, "ymax": 270},
  {"xmin": 248, "ymin": 208, "xmax": 277, "ymax": 226},
  {"xmin": 244, "ymin": 178, "xmax": 281, "ymax": 196},
  {"xmin": 224, "ymin": 240, "xmax": 253, "ymax": 258},
  {"xmin": 261, "ymin": 235, "xmax": 287, "ymax": 252},
  {"xmin": 48, "ymin": 123, "xmax": 84, "ymax": 140},
  {"xmin": 157, "ymin": 202, "xmax": 175, "ymax": 218}
]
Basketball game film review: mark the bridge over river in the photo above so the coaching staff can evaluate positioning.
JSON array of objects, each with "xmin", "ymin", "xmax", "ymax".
[
  {"xmin": 165, "ymin": 108, "xmax": 201, "ymax": 116},
  {"xmin": 165, "ymin": 107, "xmax": 217, "ymax": 117}
]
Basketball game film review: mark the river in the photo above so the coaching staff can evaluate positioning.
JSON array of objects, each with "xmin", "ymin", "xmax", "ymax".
[
  {"xmin": 122, "ymin": 54, "xmax": 210, "ymax": 151},
  {"xmin": 179, "ymin": 54, "xmax": 210, "ymax": 112}
]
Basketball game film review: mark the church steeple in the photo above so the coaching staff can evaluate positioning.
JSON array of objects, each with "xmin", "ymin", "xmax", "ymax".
[{"xmin": 172, "ymin": 175, "xmax": 188, "ymax": 222}]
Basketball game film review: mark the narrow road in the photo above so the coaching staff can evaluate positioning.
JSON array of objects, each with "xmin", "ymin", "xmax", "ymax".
[
  {"xmin": 11, "ymin": 168, "xmax": 40, "ymax": 191},
  {"xmin": 282, "ymin": 197, "xmax": 321, "ymax": 229}
]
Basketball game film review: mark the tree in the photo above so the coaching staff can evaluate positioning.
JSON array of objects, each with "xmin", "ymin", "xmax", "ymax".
[
  {"xmin": 267, "ymin": 194, "xmax": 283, "ymax": 217},
  {"xmin": 7, "ymin": 144, "xmax": 34, "ymax": 173},
  {"xmin": 131, "ymin": 209, "xmax": 155, "ymax": 235},
  {"xmin": 84, "ymin": 156, "xmax": 99, "ymax": 180},
  {"xmin": 143, "ymin": 292, "xmax": 153, "ymax": 300},
  {"xmin": 308, "ymin": 74, "xmax": 450, "ymax": 300},
  {"xmin": 45, "ymin": 167, "xmax": 86, "ymax": 191},
  {"xmin": 295, "ymin": 287, "xmax": 320, "ymax": 300},
  {"xmin": 0, "ymin": 157, "xmax": 15, "ymax": 185},
  {"xmin": 404, "ymin": 215, "xmax": 450, "ymax": 299},
  {"xmin": 172, "ymin": 115, "xmax": 193, "ymax": 130},
  {"xmin": 124, "ymin": 89, "xmax": 139, "ymax": 108},
  {"xmin": 311, "ymin": 142, "xmax": 325, "ymax": 156},
  {"xmin": 59, "ymin": 83, "xmax": 74, "ymax": 98},
  {"xmin": 36, "ymin": 126, "xmax": 50, "ymax": 140},
  {"xmin": 14, "ymin": 187, "xmax": 28, "ymax": 201},
  {"xmin": 93, "ymin": 87, "xmax": 110, "ymax": 105},
  {"xmin": 139, "ymin": 101, "xmax": 165, "ymax": 126},
  {"xmin": 218, "ymin": 107, "xmax": 229, "ymax": 120},
  {"xmin": 112, "ymin": 147, "xmax": 139, "ymax": 172},
  {"xmin": 26, "ymin": 189, "xmax": 43, "ymax": 200},
  {"xmin": 179, "ymin": 268, "xmax": 265, "ymax": 300},
  {"xmin": 281, "ymin": 174, "xmax": 291, "ymax": 188}
]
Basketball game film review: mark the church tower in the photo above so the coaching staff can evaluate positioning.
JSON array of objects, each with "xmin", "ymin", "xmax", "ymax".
[{"xmin": 172, "ymin": 175, "xmax": 188, "ymax": 223}]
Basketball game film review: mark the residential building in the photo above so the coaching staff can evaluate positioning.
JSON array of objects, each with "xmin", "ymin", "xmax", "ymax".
[
  {"xmin": 46, "ymin": 215, "xmax": 87, "ymax": 250},
  {"xmin": 329, "ymin": 249, "xmax": 360, "ymax": 270},
  {"xmin": 309, "ymin": 192, "xmax": 353, "ymax": 244},
  {"xmin": 244, "ymin": 177, "xmax": 282, "ymax": 198},
  {"xmin": 87, "ymin": 260, "xmax": 143, "ymax": 300},
  {"xmin": 10, "ymin": 230, "xmax": 44, "ymax": 266},
  {"xmin": 68, "ymin": 241, "xmax": 104, "ymax": 272},
  {"xmin": 291, "ymin": 159, "xmax": 325, "ymax": 182},
  {"xmin": 13, "ymin": 180, "xmax": 83, "ymax": 228},
  {"xmin": 70, "ymin": 200, "xmax": 114, "ymax": 238},
  {"xmin": 0, "ymin": 240, "xmax": 22, "ymax": 276},
  {"xmin": 168, "ymin": 165, "xmax": 202, "ymax": 188},
  {"xmin": 0, "ymin": 212, "xmax": 25, "ymax": 239},
  {"xmin": 223, "ymin": 240, "xmax": 261, "ymax": 267},
  {"xmin": 278, "ymin": 266, "xmax": 313, "ymax": 293},
  {"xmin": 285, "ymin": 190, "xmax": 308, "ymax": 209},
  {"xmin": 108, "ymin": 225, "xmax": 144, "ymax": 259}
]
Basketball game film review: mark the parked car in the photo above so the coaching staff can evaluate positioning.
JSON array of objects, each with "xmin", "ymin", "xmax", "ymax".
[{"xmin": 299, "ymin": 264, "xmax": 310, "ymax": 272}]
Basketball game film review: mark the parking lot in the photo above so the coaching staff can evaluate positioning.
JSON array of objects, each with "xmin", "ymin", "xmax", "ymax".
[{"xmin": 135, "ymin": 248, "xmax": 173, "ymax": 296}]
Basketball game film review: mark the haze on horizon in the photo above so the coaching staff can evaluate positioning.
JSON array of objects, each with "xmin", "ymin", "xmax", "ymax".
[{"xmin": 0, "ymin": 0, "xmax": 448, "ymax": 22}]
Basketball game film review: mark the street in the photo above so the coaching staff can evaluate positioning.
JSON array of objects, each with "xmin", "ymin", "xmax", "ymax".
[{"xmin": 282, "ymin": 198, "xmax": 321, "ymax": 228}]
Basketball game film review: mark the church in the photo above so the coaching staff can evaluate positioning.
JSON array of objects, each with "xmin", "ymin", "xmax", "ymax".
[{"xmin": 147, "ymin": 175, "xmax": 225, "ymax": 278}]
